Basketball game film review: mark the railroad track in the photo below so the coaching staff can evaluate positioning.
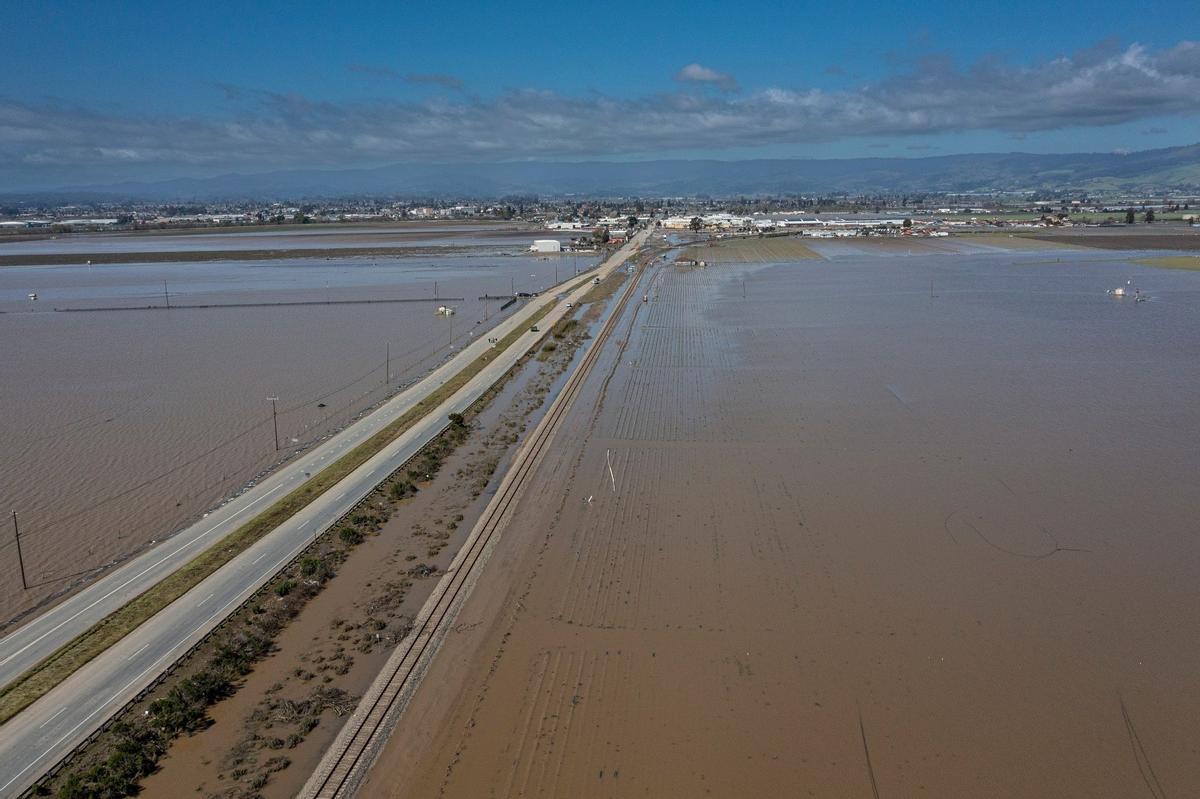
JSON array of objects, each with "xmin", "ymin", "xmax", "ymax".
[{"xmin": 303, "ymin": 251, "xmax": 649, "ymax": 798}]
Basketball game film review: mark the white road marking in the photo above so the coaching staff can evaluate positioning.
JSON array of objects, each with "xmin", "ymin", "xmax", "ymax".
[
  {"xmin": 202, "ymin": 593, "xmax": 244, "ymax": 626},
  {"xmin": 0, "ymin": 245, "xmax": 645, "ymax": 796},
  {"xmin": 0, "ymin": 484, "xmax": 283, "ymax": 669},
  {"xmin": 197, "ymin": 593, "xmax": 214, "ymax": 607},
  {"xmin": 1, "ymin": 650, "xmax": 174, "ymax": 793},
  {"xmin": 252, "ymin": 553, "xmax": 266, "ymax": 564},
  {"xmin": 126, "ymin": 643, "xmax": 149, "ymax": 661},
  {"xmin": 37, "ymin": 706, "xmax": 67, "ymax": 729}
]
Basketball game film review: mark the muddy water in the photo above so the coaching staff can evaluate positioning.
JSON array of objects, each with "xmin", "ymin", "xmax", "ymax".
[
  {"xmin": 0, "ymin": 250, "xmax": 598, "ymax": 621},
  {"xmin": 135, "ymin": 318, "xmax": 574, "ymax": 799},
  {"xmin": 363, "ymin": 242, "xmax": 1200, "ymax": 797},
  {"xmin": 0, "ymin": 223, "xmax": 567, "ymax": 256}
]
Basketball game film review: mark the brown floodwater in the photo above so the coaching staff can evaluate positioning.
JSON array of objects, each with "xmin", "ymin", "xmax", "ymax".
[
  {"xmin": 0, "ymin": 222, "xmax": 561, "ymax": 256},
  {"xmin": 0, "ymin": 248, "xmax": 598, "ymax": 622},
  {"xmin": 362, "ymin": 238, "xmax": 1200, "ymax": 797}
]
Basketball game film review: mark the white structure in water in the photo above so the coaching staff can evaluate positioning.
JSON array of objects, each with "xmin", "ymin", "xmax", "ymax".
[{"xmin": 530, "ymin": 239, "xmax": 562, "ymax": 253}]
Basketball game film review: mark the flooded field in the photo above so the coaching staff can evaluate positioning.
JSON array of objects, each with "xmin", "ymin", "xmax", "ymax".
[
  {"xmin": 0, "ymin": 245, "xmax": 598, "ymax": 621},
  {"xmin": 363, "ymin": 237, "xmax": 1200, "ymax": 797},
  {"xmin": 0, "ymin": 222, "xmax": 566, "ymax": 257}
]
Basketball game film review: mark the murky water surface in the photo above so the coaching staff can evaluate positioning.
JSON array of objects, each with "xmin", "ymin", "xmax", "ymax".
[
  {"xmin": 0, "ymin": 242, "xmax": 598, "ymax": 619},
  {"xmin": 0, "ymin": 223, "xmax": 575, "ymax": 255},
  {"xmin": 368, "ymin": 240, "xmax": 1200, "ymax": 798}
]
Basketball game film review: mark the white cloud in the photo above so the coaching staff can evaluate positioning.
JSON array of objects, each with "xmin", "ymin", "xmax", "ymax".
[
  {"xmin": 674, "ymin": 63, "xmax": 739, "ymax": 92},
  {"xmin": 2, "ymin": 41, "xmax": 1198, "ymax": 186}
]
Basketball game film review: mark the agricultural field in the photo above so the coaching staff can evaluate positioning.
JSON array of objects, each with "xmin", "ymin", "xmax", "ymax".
[
  {"xmin": 682, "ymin": 235, "xmax": 821, "ymax": 263},
  {"xmin": 361, "ymin": 246, "xmax": 1200, "ymax": 797}
]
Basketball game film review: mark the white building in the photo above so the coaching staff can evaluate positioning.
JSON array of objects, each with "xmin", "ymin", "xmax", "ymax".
[
  {"xmin": 530, "ymin": 239, "xmax": 563, "ymax": 253},
  {"xmin": 662, "ymin": 216, "xmax": 696, "ymax": 229}
]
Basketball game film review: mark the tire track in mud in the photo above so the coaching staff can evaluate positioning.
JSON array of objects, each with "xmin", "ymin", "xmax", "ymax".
[
  {"xmin": 370, "ymin": 255, "xmax": 659, "ymax": 798},
  {"xmin": 1120, "ymin": 694, "xmax": 1169, "ymax": 799}
]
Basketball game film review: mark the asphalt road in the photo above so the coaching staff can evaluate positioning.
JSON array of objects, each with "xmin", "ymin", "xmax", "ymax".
[{"xmin": 0, "ymin": 231, "xmax": 648, "ymax": 797}]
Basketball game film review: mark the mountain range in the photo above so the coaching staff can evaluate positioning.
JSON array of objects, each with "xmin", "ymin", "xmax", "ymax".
[{"xmin": 11, "ymin": 144, "xmax": 1200, "ymax": 202}]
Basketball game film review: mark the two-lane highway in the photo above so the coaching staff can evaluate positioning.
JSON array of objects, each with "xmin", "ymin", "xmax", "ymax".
[
  {"xmin": 0, "ymin": 230, "xmax": 648, "ymax": 797},
  {"xmin": 0, "ymin": 238, "xmax": 637, "ymax": 689}
]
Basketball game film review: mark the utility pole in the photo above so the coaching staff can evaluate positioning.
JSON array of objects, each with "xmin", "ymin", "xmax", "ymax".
[
  {"xmin": 163, "ymin": 281, "xmax": 170, "ymax": 309},
  {"xmin": 267, "ymin": 396, "xmax": 279, "ymax": 451},
  {"xmin": 510, "ymin": 276, "xmax": 515, "ymax": 296},
  {"xmin": 434, "ymin": 280, "xmax": 438, "ymax": 301},
  {"xmin": 555, "ymin": 263, "xmax": 559, "ymax": 285},
  {"xmin": 11, "ymin": 511, "xmax": 27, "ymax": 591}
]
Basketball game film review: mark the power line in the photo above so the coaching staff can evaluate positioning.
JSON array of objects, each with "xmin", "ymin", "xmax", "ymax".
[
  {"xmin": 9, "ymin": 293, "xmax": 517, "ymax": 544},
  {"xmin": 13, "ymin": 331, "xmax": 454, "ymax": 541},
  {"xmin": 17, "ymin": 415, "xmax": 273, "ymax": 540}
]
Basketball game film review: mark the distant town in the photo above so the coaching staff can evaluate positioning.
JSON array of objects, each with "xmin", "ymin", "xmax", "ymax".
[{"xmin": 2, "ymin": 192, "xmax": 1198, "ymax": 240}]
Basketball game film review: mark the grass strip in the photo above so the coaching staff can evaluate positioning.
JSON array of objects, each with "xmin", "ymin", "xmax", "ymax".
[
  {"xmin": 39, "ymin": 303, "xmax": 603, "ymax": 798},
  {"xmin": 0, "ymin": 297, "xmax": 564, "ymax": 725},
  {"xmin": 681, "ymin": 236, "xmax": 820, "ymax": 263},
  {"xmin": 578, "ymin": 270, "xmax": 629, "ymax": 306},
  {"xmin": 1136, "ymin": 255, "xmax": 1200, "ymax": 271}
]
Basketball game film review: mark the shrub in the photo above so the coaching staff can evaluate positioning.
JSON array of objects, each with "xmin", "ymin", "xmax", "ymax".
[
  {"xmin": 389, "ymin": 480, "xmax": 417, "ymax": 500},
  {"xmin": 148, "ymin": 671, "xmax": 232, "ymax": 735}
]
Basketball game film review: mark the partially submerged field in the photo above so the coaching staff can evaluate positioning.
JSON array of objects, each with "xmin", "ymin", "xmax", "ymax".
[
  {"xmin": 1136, "ymin": 255, "xmax": 1200, "ymax": 271},
  {"xmin": 0, "ymin": 245, "xmax": 484, "ymax": 267},
  {"xmin": 362, "ymin": 245, "xmax": 1200, "ymax": 796},
  {"xmin": 1026, "ymin": 226, "xmax": 1200, "ymax": 251},
  {"xmin": 0, "ymin": 296, "xmax": 561, "ymax": 727},
  {"xmin": 681, "ymin": 235, "xmax": 820, "ymax": 262},
  {"xmin": 0, "ymin": 242, "xmax": 598, "ymax": 628},
  {"xmin": 963, "ymin": 232, "xmax": 1084, "ymax": 250}
]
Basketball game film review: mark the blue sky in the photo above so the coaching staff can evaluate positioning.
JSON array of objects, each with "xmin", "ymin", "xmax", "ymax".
[{"xmin": 2, "ymin": 0, "xmax": 1198, "ymax": 189}]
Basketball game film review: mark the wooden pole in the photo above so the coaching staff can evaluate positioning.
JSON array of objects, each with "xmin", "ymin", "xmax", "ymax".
[{"xmin": 12, "ymin": 511, "xmax": 27, "ymax": 591}]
